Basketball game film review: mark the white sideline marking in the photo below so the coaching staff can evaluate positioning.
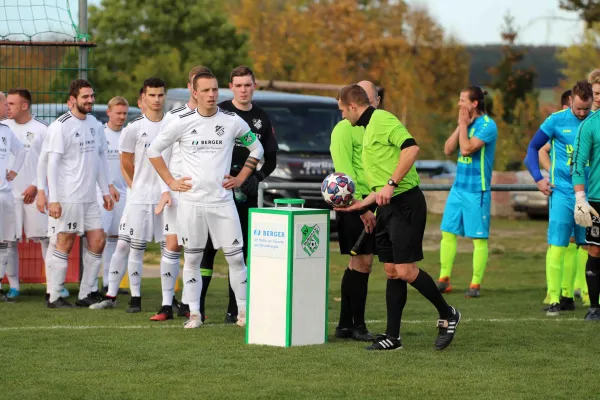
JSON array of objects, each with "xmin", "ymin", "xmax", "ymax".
[
  {"xmin": 0, "ymin": 317, "xmax": 583, "ymax": 332},
  {"xmin": 367, "ymin": 317, "xmax": 580, "ymax": 324}
]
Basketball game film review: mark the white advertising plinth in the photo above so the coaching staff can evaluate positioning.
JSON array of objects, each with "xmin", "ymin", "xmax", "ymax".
[{"xmin": 246, "ymin": 199, "xmax": 330, "ymax": 347}]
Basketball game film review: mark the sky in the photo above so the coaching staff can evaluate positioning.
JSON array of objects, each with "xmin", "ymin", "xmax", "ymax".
[
  {"xmin": 0, "ymin": 0, "xmax": 586, "ymax": 46},
  {"xmin": 407, "ymin": 0, "xmax": 583, "ymax": 46}
]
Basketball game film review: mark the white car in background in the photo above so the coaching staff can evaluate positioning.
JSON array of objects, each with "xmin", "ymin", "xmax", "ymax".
[{"xmin": 512, "ymin": 169, "xmax": 549, "ymax": 218}]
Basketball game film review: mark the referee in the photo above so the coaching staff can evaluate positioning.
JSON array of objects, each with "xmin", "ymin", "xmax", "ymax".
[
  {"xmin": 330, "ymin": 81, "xmax": 379, "ymax": 342},
  {"xmin": 336, "ymin": 84, "xmax": 461, "ymax": 350}
]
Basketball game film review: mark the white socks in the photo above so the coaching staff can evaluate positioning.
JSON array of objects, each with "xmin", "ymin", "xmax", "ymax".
[
  {"xmin": 102, "ymin": 237, "xmax": 118, "ymax": 286},
  {"xmin": 0, "ymin": 243, "xmax": 8, "ymax": 286},
  {"xmin": 128, "ymin": 240, "xmax": 146, "ymax": 298},
  {"xmin": 79, "ymin": 250, "xmax": 102, "ymax": 300},
  {"xmin": 49, "ymin": 250, "xmax": 69, "ymax": 302},
  {"xmin": 107, "ymin": 238, "xmax": 130, "ymax": 297},
  {"xmin": 6, "ymin": 241, "xmax": 18, "ymax": 290},
  {"xmin": 183, "ymin": 249, "xmax": 204, "ymax": 314},
  {"xmin": 160, "ymin": 249, "xmax": 180, "ymax": 306},
  {"xmin": 44, "ymin": 237, "xmax": 56, "ymax": 294},
  {"xmin": 224, "ymin": 247, "xmax": 247, "ymax": 312}
]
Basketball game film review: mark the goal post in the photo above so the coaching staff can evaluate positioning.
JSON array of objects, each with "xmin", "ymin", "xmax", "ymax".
[{"xmin": 0, "ymin": 0, "xmax": 96, "ymax": 285}]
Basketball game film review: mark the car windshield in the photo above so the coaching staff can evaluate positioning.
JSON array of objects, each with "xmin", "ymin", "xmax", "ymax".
[{"xmin": 262, "ymin": 104, "xmax": 341, "ymax": 154}]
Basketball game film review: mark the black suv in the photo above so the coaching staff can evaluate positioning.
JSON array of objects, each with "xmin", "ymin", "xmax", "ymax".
[{"xmin": 165, "ymin": 88, "xmax": 340, "ymax": 213}]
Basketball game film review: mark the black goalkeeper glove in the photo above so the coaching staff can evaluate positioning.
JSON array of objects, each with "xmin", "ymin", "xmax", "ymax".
[{"xmin": 240, "ymin": 170, "xmax": 265, "ymax": 197}]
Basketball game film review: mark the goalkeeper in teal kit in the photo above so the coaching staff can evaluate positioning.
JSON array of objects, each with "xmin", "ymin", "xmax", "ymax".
[
  {"xmin": 525, "ymin": 81, "xmax": 593, "ymax": 316},
  {"xmin": 572, "ymin": 83, "xmax": 600, "ymax": 321}
]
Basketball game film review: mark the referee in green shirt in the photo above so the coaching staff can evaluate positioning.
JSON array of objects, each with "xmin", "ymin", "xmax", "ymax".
[
  {"xmin": 337, "ymin": 84, "xmax": 461, "ymax": 351},
  {"xmin": 330, "ymin": 81, "xmax": 380, "ymax": 342}
]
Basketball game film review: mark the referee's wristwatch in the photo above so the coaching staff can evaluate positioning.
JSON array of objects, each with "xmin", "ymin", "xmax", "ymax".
[{"xmin": 387, "ymin": 179, "xmax": 398, "ymax": 187}]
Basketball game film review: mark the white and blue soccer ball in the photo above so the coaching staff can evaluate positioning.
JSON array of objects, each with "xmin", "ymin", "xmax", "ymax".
[{"xmin": 321, "ymin": 172, "xmax": 356, "ymax": 207}]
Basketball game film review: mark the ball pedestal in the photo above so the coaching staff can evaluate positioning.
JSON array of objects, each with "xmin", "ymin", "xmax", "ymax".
[{"xmin": 246, "ymin": 199, "xmax": 330, "ymax": 347}]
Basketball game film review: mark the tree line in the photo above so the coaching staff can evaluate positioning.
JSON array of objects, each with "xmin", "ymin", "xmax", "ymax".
[{"xmin": 3, "ymin": 0, "xmax": 597, "ymax": 170}]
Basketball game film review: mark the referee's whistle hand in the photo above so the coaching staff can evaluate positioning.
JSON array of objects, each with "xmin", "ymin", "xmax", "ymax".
[{"xmin": 360, "ymin": 210, "xmax": 376, "ymax": 233}]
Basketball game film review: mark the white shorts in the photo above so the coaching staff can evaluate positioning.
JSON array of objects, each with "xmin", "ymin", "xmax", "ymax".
[
  {"xmin": 98, "ymin": 193, "xmax": 127, "ymax": 236},
  {"xmin": 115, "ymin": 205, "xmax": 130, "ymax": 242},
  {"xmin": 177, "ymin": 202, "xmax": 242, "ymax": 249},
  {"xmin": 48, "ymin": 202, "xmax": 103, "ymax": 236},
  {"xmin": 0, "ymin": 191, "xmax": 17, "ymax": 242},
  {"xmin": 15, "ymin": 198, "xmax": 48, "ymax": 239},
  {"xmin": 125, "ymin": 204, "xmax": 164, "ymax": 243},
  {"xmin": 163, "ymin": 201, "xmax": 178, "ymax": 236}
]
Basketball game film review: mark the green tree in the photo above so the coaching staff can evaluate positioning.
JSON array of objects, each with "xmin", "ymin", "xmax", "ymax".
[
  {"xmin": 88, "ymin": 0, "xmax": 250, "ymax": 103},
  {"xmin": 487, "ymin": 12, "xmax": 537, "ymax": 124},
  {"xmin": 559, "ymin": 0, "xmax": 600, "ymax": 26},
  {"xmin": 556, "ymin": 23, "xmax": 600, "ymax": 87},
  {"xmin": 492, "ymin": 91, "xmax": 541, "ymax": 172}
]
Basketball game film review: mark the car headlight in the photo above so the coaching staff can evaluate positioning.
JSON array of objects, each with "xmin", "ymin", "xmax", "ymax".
[{"xmin": 270, "ymin": 165, "xmax": 293, "ymax": 180}]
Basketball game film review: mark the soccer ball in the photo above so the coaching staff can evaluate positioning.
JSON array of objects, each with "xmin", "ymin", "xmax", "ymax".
[{"xmin": 321, "ymin": 172, "xmax": 356, "ymax": 207}]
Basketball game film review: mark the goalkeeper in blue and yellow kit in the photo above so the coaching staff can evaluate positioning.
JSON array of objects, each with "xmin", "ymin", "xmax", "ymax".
[{"xmin": 525, "ymin": 81, "xmax": 593, "ymax": 316}]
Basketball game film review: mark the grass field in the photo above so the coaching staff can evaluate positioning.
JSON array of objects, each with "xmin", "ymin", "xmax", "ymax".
[{"xmin": 0, "ymin": 215, "xmax": 595, "ymax": 399}]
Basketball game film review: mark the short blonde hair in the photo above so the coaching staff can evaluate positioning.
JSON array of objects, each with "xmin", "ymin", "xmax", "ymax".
[
  {"xmin": 108, "ymin": 96, "xmax": 129, "ymax": 109},
  {"xmin": 588, "ymin": 69, "xmax": 600, "ymax": 85},
  {"xmin": 188, "ymin": 66, "xmax": 212, "ymax": 83}
]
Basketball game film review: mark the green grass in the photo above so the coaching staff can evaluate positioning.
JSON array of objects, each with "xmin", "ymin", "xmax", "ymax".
[{"xmin": 0, "ymin": 215, "xmax": 594, "ymax": 399}]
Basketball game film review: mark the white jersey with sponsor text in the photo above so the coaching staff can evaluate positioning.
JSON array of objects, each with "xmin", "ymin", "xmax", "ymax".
[
  {"xmin": 119, "ymin": 114, "xmax": 166, "ymax": 205},
  {"xmin": 45, "ymin": 112, "xmax": 106, "ymax": 203},
  {"xmin": 150, "ymin": 107, "xmax": 252, "ymax": 206}
]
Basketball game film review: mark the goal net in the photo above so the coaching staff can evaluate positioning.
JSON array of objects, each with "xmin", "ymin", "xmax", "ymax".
[{"xmin": 0, "ymin": 0, "xmax": 84, "ymax": 41}]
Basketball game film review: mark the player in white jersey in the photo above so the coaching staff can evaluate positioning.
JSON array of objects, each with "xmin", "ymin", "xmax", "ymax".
[
  {"xmin": 0, "ymin": 120, "xmax": 26, "ymax": 302},
  {"xmin": 3, "ymin": 88, "xmax": 49, "ymax": 299},
  {"xmin": 148, "ymin": 71, "xmax": 264, "ymax": 328},
  {"xmin": 150, "ymin": 66, "xmax": 213, "ymax": 322},
  {"xmin": 96, "ymin": 96, "xmax": 130, "ymax": 293},
  {"xmin": 44, "ymin": 79, "xmax": 114, "ymax": 308},
  {"xmin": 91, "ymin": 78, "xmax": 170, "ymax": 313}
]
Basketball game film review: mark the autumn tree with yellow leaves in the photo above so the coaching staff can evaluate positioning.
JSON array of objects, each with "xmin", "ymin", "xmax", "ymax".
[{"xmin": 225, "ymin": 0, "xmax": 470, "ymax": 159}]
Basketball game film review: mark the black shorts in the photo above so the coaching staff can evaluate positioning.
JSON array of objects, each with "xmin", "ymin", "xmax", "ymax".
[
  {"xmin": 336, "ymin": 205, "xmax": 377, "ymax": 256},
  {"xmin": 586, "ymin": 201, "xmax": 600, "ymax": 246},
  {"xmin": 375, "ymin": 186, "xmax": 427, "ymax": 264}
]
